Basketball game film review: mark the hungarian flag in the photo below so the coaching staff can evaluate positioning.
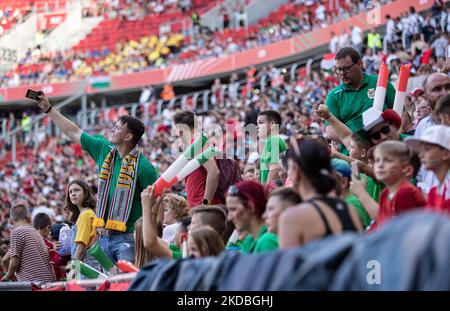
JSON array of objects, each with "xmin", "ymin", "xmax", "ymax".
[
  {"xmin": 89, "ymin": 76, "xmax": 111, "ymax": 90},
  {"xmin": 320, "ymin": 53, "xmax": 336, "ymax": 71}
]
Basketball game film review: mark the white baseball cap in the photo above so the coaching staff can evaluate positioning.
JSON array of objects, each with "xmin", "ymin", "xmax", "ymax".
[{"xmin": 405, "ymin": 125, "xmax": 450, "ymax": 152}]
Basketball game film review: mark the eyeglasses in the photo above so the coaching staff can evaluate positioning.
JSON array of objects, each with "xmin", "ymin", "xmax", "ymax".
[
  {"xmin": 334, "ymin": 63, "xmax": 356, "ymax": 75},
  {"xmin": 369, "ymin": 124, "xmax": 391, "ymax": 141}
]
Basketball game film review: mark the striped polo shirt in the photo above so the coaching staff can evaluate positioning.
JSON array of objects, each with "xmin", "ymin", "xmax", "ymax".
[{"xmin": 10, "ymin": 226, "xmax": 55, "ymax": 283}]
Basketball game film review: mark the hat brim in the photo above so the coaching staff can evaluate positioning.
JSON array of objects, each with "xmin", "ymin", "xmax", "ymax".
[
  {"xmin": 404, "ymin": 136, "xmax": 450, "ymax": 152},
  {"xmin": 404, "ymin": 137, "xmax": 423, "ymax": 152}
]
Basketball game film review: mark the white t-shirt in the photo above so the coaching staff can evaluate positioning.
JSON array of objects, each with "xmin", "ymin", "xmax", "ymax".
[{"xmin": 162, "ymin": 223, "xmax": 178, "ymax": 243}]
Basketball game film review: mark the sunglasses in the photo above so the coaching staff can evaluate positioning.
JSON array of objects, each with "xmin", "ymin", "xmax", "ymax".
[
  {"xmin": 369, "ymin": 124, "xmax": 391, "ymax": 140},
  {"xmin": 228, "ymin": 185, "xmax": 241, "ymax": 197}
]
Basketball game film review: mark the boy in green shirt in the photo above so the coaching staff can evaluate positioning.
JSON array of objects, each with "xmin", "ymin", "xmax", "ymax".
[{"xmin": 257, "ymin": 110, "xmax": 287, "ymax": 184}]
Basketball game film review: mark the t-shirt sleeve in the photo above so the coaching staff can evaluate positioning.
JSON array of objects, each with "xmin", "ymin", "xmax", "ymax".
[
  {"xmin": 75, "ymin": 211, "xmax": 96, "ymax": 246},
  {"xmin": 325, "ymin": 91, "xmax": 340, "ymax": 126},
  {"xmin": 80, "ymin": 132, "xmax": 110, "ymax": 163},
  {"xmin": 385, "ymin": 81, "xmax": 396, "ymax": 109},
  {"xmin": 138, "ymin": 159, "xmax": 158, "ymax": 191},
  {"xmin": 9, "ymin": 229, "xmax": 24, "ymax": 258}
]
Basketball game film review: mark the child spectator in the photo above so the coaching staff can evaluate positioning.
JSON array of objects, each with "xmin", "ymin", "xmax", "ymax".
[
  {"xmin": 351, "ymin": 141, "xmax": 426, "ymax": 229},
  {"xmin": 161, "ymin": 194, "xmax": 188, "ymax": 243},
  {"xmin": 331, "ymin": 159, "xmax": 372, "ymax": 228},
  {"xmin": 279, "ymin": 139, "xmax": 363, "ymax": 249},
  {"xmin": 406, "ymin": 125, "xmax": 450, "ymax": 212},
  {"xmin": 134, "ymin": 217, "xmax": 155, "ymax": 269},
  {"xmin": 64, "ymin": 180, "xmax": 100, "ymax": 270},
  {"xmin": 1, "ymin": 204, "xmax": 55, "ymax": 283},
  {"xmin": 226, "ymin": 180, "xmax": 279, "ymax": 254},
  {"xmin": 188, "ymin": 226, "xmax": 225, "ymax": 258},
  {"xmin": 189, "ymin": 205, "xmax": 228, "ymax": 244},
  {"xmin": 141, "ymin": 186, "xmax": 191, "ymax": 259},
  {"xmin": 50, "ymin": 223, "xmax": 71, "ymax": 260},
  {"xmin": 263, "ymin": 187, "xmax": 302, "ymax": 239},
  {"xmin": 33, "ymin": 213, "xmax": 62, "ymax": 281}
]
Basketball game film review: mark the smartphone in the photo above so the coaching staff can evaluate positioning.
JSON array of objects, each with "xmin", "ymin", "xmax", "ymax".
[
  {"xmin": 25, "ymin": 89, "xmax": 42, "ymax": 101},
  {"xmin": 351, "ymin": 161, "xmax": 361, "ymax": 180}
]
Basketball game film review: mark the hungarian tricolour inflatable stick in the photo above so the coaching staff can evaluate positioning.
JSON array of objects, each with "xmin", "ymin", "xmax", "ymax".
[
  {"xmin": 372, "ymin": 62, "xmax": 389, "ymax": 111},
  {"xmin": 152, "ymin": 133, "xmax": 209, "ymax": 196},
  {"xmin": 393, "ymin": 64, "xmax": 411, "ymax": 117}
]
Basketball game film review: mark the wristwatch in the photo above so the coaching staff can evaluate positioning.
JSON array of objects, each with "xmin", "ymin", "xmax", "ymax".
[{"xmin": 202, "ymin": 198, "xmax": 209, "ymax": 205}]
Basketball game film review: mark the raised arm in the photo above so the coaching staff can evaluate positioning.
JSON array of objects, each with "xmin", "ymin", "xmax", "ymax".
[
  {"xmin": 316, "ymin": 104, "xmax": 353, "ymax": 149},
  {"xmin": 141, "ymin": 187, "xmax": 173, "ymax": 259},
  {"xmin": 35, "ymin": 93, "xmax": 82, "ymax": 144}
]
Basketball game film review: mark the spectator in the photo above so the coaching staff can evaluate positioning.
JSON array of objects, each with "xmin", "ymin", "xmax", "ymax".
[
  {"xmin": 33, "ymin": 213, "xmax": 63, "ymax": 280},
  {"xmin": 406, "ymin": 125, "xmax": 450, "ymax": 212},
  {"xmin": 173, "ymin": 111, "xmax": 240, "ymax": 207},
  {"xmin": 1, "ymin": 204, "xmax": 55, "ymax": 282},
  {"xmin": 263, "ymin": 187, "xmax": 301, "ymax": 236},
  {"xmin": 257, "ymin": 110, "xmax": 287, "ymax": 184},
  {"xmin": 64, "ymin": 179, "xmax": 100, "ymax": 270},
  {"xmin": 161, "ymin": 193, "xmax": 188, "ymax": 243},
  {"xmin": 325, "ymin": 47, "xmax": 396, "ymax": 140},
  {"xmin": 414, "ymin": 73, "xmax": 450, "ymax": 195},
  {"xmin": 331, "ymin": 159, "xmax": 372, "ymax": 228},
  {"xmin": 141, "ymin": 186, "xmax": 191, "ymax": 259},
  {"xmin": 226, "ymin": 180, "xmax": 278, "ymax": 254},
  {"xmin": 188, "ymin": 226, "xmax": 225, "ymax": 258},
  {"xmin": 134, "ymin": 217, "xmax": 154, "ymax": 269},
  {"xmin": 34, "ymin": 93, "xmax": 158, "ymax": 264},
  {"xmin": 351, "ymin": 141, "xmax": 426, "ymax": 229},
  {"xmin": 279, "ymin": 139, "xmax": 363, "ymax": 248}
]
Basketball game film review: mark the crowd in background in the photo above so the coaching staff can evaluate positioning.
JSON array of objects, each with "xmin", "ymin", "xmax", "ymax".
[{"xmin": 0, "ymin": 1, "xmax": 449, "ymax": 287}]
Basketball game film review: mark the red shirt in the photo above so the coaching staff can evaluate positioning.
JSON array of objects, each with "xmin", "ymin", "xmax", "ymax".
[
  {"xmin": 426, "ymin": 185, "xmax": 450, "ymax": 213},
  {"xmin": 376, "ymin": 180, "xmax": 426, "ymax": 228},
  {"xmin": 185, "ymin": 164, "xmax": 222, "ymax": 209}
]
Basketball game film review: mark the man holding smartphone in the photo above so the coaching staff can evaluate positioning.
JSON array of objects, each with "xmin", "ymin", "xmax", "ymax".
[{"xmin": 33, "ymin": 93, "xmax": 158, "ymax": 264}]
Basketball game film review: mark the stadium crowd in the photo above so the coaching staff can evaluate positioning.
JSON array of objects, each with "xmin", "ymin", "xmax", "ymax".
[
  {"xmin": 0, "ymin": 0, "xmax": 420, "ymax": 87},
  {"xmin": 0, "ymin": 1, "xmax": 449, "ymax": 289}
]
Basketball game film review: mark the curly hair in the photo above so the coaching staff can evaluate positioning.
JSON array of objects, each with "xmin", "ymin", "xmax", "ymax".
[{"xmin": 163, "ymin": 193, "xmax": 188, "ymax": 221}]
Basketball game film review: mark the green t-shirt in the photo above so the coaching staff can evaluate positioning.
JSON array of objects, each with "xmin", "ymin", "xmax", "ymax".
[
  {"xmin": 240, "ymin": 225, "xmax": 279, "ymax": 254},
  {"xmin": 365, "ymin": 174, "xmax": 384, "ymax": 202},
  {"xmin": 260, "ymin": 135, "xmax": 287, "ymax": 184},
  {"xmin": 325, "ymin": 73, "xmax": 396, "ymax": 133},
  {"xmin": 80, "ymin": 132, "xmax": 158, "ymax": 233},
  {"xmin": 345, "ymin": 194, "xmax": 371, "ymax": 228},
  {"xmin": 170, "ymin": 243, "xmax": 181, "ymax": 259}
]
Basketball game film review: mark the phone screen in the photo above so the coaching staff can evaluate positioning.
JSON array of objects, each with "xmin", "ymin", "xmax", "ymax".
[
  {"xmin": 25, "ymin": 89, "xmax": 41, "ymax": 101},
  {"xmin": 351, "ymin": 161, "xmax": 360, "ymax": 180}
]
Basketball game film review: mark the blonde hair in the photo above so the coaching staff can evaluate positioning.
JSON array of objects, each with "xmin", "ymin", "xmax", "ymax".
[
  {"xmin": 163, "ymin": 194, "xmax": 188, "ymax": 221},
  {"xmin": 189, "ymin": 226, "xmax": 225, "ymax": 257},
  {"xmin": 134, "ymin": 217, "xmax": 155, "ymax": 269},
  {"xmin": 374, "ymin": 141, "xmax": 411, "ymax": 163}
]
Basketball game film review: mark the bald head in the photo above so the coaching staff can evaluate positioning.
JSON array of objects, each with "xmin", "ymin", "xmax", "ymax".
[{"xmin": 423, "ymin": 73, "xmax": 450, "ymax": 110}]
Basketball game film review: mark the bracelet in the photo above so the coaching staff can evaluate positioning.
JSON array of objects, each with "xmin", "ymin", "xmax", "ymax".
[{"xmin": 44, "ymin": 106, "xmax": 52, "ymax": 113}]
